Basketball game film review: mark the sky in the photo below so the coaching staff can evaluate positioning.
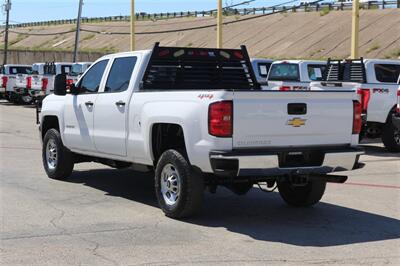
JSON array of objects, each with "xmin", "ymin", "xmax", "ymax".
[{"xmin": 1, "ymin": 0, "xmax": 285, "ymax": 24}]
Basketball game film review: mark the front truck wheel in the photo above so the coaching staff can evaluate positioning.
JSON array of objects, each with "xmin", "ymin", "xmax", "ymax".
[
  {"xmin": 381, "ymin": 119, "xmax": 400, "ymax": 152},
  {"xmin": 277, "ymin": 178, "xmax": 326, "ymax": 207},
  {"xmin": 155, "ymin": 149, "xmax": 204, "ymax": 219},
  {"xmin": 42, "ymin": 129, "xmax": 74, "ymax": 180}
]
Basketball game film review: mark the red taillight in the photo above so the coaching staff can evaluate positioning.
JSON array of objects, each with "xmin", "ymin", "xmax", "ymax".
[
  {"xmin": 279, "ymin": 86, "xmax": 291, "ymax": 91},
  {"xmin": 1, "ymin": 76, "xmax": 8, "ymax": 88},
  {"xmin": 42, "ymin": 78, "xmax": 48, "ymax": 91},
  {"xmin": 396, "ymin": 89, "xmax": 400, "ymax": 114},
  {"xmin": 357, "ymin": 88, "xmax": 371, "ymax": 113},
  {"xmin": 26, "ymin": 76, "xmax": 32, "ymax": 89},
  {"xmin": 209, "ymin": 101, "xmax": 233, "ymax": 137},
  {"xmin": 66, "ymin": 79, "xmax": 74, "ymax": 85},
  {"xmin": 353, "ymin": 101, "xmax": 362, "ymax": 134}
]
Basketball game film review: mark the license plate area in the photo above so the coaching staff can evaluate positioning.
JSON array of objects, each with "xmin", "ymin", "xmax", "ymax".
[{"xmin": 279, "ymin": 151, "xmax": 324, "ymax": 168}]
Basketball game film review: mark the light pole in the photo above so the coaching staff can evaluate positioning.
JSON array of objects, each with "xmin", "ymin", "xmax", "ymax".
[
  {"xmin": 131, "ymin": 0, "xmax": 135, "ymax": 51},
  {"xmin": 351, "ymin": 0, "xmax": 359, "ymax": 58},
  {"xmin": 3, "ymin": 0, "xmax": 11, "ymax": 65},
  {"xmin": 73, "ymin": 0, "xmax": 83, "ymax": 62},
  {"xmin": 217, "ymin": 0, "xmax": 223, "ymax": 48}
]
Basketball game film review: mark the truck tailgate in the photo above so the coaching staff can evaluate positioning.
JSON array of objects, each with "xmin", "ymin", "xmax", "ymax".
[{"xmin": 232, "ymin": 91, "xmax": 356, "ymax": 148}]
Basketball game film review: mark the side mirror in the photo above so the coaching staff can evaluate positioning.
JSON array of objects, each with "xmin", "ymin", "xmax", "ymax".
[{"xmin": 54, "ymin": 74, "xmax": 67, "ymax": 96}]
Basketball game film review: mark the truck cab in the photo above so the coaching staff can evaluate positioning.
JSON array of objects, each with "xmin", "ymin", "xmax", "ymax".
[{"xmin": 266, "ymin": 60, "xmax": 326, "ymax": 90}]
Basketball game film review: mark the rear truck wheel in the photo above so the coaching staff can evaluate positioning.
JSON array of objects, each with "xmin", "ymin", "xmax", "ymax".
[
  {"xmin": 42, "ymin": 129, "xmax": 74, "ymax": 180},
  {"xmin": 277, "ymin": 177, "xmax": 326, "ymax": 207},
  {"xmin": 381, "ymin": 119, "xmax": 400, "ymax": 152},
  {"xmin": 21, "ymin": 94, "xmax": 33, "ymax": 105},
  {"xmin": 155, "ymin": 149, "xmax": 204, "ymax": 219}
]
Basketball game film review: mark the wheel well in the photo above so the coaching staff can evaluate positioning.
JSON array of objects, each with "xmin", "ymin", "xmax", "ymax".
[
  {"xmin": 386, "ymin": 105, "xmax": 397, "ymax": 122},
  {"xmin": 41, "ymin": 116, "xmax": 60, "ymax": 139},
  {"xmin": 151, "ymin": 123, "xmax": 186, "ymax": 163}
]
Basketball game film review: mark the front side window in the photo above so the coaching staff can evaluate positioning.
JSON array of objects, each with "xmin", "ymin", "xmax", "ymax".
[
  {"xmin": 375, "ymin": 64, "xmax": 400, "ymax": 83},
  {"xmin": 268, "ymin": 63, "xmax": 300, "ymax": 81},
  {"xmin": 78, "ymin": 60, "xmax": 109, "ymax": 93},
  {"xmin": 307, "ymin": 64, "xmax": 326, "ymax": 81},
  {"xmin": 105, "ymin": 57, "xmax": 137, "ymax": 93}
]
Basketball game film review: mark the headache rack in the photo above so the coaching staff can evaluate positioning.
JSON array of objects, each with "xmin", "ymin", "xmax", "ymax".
[
  {"xmin": 141, "ymin": 42, "xmax": 260, "ymax": 91},
  {"xmin": 322, "ymin": 58, "xmax": 366, "ymax": 84}
]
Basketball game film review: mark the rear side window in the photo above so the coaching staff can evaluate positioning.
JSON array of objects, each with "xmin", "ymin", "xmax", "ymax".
[
  {"xmin": 78, "ymin": 60, "xmax": 109, "ymax": 93},
  {"xmin": 268, "ymin": 63, "xmax": 300, "ymax": 81},
  {"xmin": 258, "ymin": 63, "xmax": 272, "ymax": 77},
  {"xmin": 105, "ymin": 57, "xmax": 137, "ymax": 93},
  {"xmin": 9, "ymin": 67, "xmax": 32, "ymax": 75},
  {"xmin": 374, "ymin": 64, "xmax": 400, "ymax": 83},
  {"xmin": 307, "ymin": 64, "xmax": 326, "ymax": 81}
]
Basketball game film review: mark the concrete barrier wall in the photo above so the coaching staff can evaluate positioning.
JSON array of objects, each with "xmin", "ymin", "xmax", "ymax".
[{"xmin": 0, "ymin": 50, "xmax": 105, "ymax": 64}]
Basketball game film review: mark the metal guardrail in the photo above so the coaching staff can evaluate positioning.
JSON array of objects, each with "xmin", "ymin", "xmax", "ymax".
[{"xmin": 7, "ymin": 1, "xmax": 400, "ymax": 29}]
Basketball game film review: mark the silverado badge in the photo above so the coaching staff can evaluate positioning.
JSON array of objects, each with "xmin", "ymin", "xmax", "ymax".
[{"xmin": 287, "ymin": 118, "xmax": 306, "ymax": 127}]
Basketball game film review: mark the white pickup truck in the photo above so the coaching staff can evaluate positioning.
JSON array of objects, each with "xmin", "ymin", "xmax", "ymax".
[
  {"xmin": 266, "ymin": 60, "xmax": 326, "ymax": 90},
  {"xmin": 0, "ymin": 64, "xmax": 32, "ymax": 103},
  {"xmin": 29, "ymin": 62, "xmax": 73, "ymax": 101},
  {"xmin": 310, "ymin": 58, "xmax": 400, "ymax": 152},
  {"xmin": 39, "ymin": 44, "xmax": 363, "ymax": 218}
]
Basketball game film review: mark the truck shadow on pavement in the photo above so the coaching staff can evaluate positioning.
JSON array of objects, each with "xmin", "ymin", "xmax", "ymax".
[
  {"xmin": 68, "ymin": 168, "xmax": 400, "ymax": 247},
  {"xmin": 360, "ymin": 144, "xmax": 400, "ymax": 158}
]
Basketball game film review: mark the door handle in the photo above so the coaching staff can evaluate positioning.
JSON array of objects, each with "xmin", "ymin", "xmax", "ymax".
[
  {"xmin": 85, "ymin": 101, "xmax": 94, "ymax": 107},
  {"xmin": 115, "ymin": 101, "xmax": 126, "ymax": 106}
]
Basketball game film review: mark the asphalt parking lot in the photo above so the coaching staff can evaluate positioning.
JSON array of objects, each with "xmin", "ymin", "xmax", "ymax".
[{"xmin": 0, "ymin": 100, "xmax": 399, "ymax": 266}]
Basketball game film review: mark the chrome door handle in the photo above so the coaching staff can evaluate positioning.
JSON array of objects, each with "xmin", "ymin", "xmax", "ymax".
[
  {"xmin": 115, "ymin": 101, "xmax": 126, "ymax": 106},
  {"xmin": 85, "ymin": 101, "xmax": 94, "ymax": 107}
]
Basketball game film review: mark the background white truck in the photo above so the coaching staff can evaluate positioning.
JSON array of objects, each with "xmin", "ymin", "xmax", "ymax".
[
  {"xmin": 310, "ymin": 58, "xmax": 400, "ymax": 152},
  {"xmin": 39, "ymin": 44, "xmax": 363, "ymax": 218},
  {"xmin": 0, "ymin": 64, "xmax": 32, "ymax": 103},
  {"xmin": 29, "ymin": 62, "xmax": 73, "ymax": 101},
  {"xmin": 266, "ymin": 60, "xmax": 326, "ymax": 90}
]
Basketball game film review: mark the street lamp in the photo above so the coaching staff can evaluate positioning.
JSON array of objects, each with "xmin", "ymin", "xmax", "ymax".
[
  {"xmin": 351, "ymin": 0, "xmax": 359, "ymax": 58},
  {"xmin": 131, "ymin": 0, "xmax": 135, "ymax": 51},
  {"xmin": 217, "ymin": 0, "xmax": 223, "ymax": 48}
]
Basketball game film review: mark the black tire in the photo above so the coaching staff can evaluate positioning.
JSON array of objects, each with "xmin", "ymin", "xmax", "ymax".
[
  {"xmin": 277, "ymin": 178, "xmax": 326, "ymax": 207},
  {"xmin": 381, "ymin": 120, "xmax": 400, "ymax": 152},
  {"xmin": 155, "ymin": 149, "xmax": 204, "ymax": 219},
  {"xmin": 42, "ymin": 129, "xmax": 74, "ymax": 180}
]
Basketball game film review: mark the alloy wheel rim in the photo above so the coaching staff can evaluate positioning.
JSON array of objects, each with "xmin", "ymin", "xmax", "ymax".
[
  {"xmin": 160, "ymin": 163, "xmax": 181, "ymax": 206},
  {"xmin": 46, "ymin": 139, "xmax": 58, "ymax": 170}
]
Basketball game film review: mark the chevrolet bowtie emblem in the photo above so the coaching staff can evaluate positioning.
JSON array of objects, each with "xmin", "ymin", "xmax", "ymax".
[{"xmin": 287, "ymin": 118, "xmax": 306, "ymax": 127}]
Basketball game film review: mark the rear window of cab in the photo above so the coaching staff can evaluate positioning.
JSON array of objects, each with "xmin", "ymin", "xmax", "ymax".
[
  {"xmin": 374, "ymin": 64, "xmax": 400, "ymax": 83},
  {"xmin": 268, "ymin": 63, "xmax": 300, "ymax": 81}
]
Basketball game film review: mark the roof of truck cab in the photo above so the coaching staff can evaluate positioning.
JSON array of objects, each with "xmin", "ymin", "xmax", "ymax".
[
  {"xmin": 271, "ymin": 60, "xmax": 326, "ymax": 65},
  {"xmin": 363, "ymin": 59, "xmax": 400, "ymax": 65},
  {"xmin": 251, "ymin": 58, "xmax": 274, "ymax": 63},
  {"xmin": 4, "ymin": 64, "xmax": 31, "ymax": 67},
  {"xmin": 98, "ymin": 50, "xmax": 152, "ymax": 59}
]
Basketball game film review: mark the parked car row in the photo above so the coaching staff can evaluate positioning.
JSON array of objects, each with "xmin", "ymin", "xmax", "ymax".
[
  {"xmin": 251, "ymin": 57, "xmax": 400, "ymax": 152},
  {"xmin": 0, "ymin": 62, "xmax": 92, "ymax": 104}
]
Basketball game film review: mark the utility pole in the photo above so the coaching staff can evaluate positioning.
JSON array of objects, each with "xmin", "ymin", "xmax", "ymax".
[
  {"xmin": 351, "ymin": 0, "xmax": 359, "ymax": 58},
  {"xmin": 217, "ymin": 0, "xmax": 223, "ymax": 48},
  {"xmin": 130, "ymin": 0, "xmax": 135, "ymax": 51},
  {"xmin": 73, "ymin": 0, "xmax": 84, "ymax": 62},
  {"xmin": 3, "ymin": 0, "xmax": 11, "ymax": 65}
]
